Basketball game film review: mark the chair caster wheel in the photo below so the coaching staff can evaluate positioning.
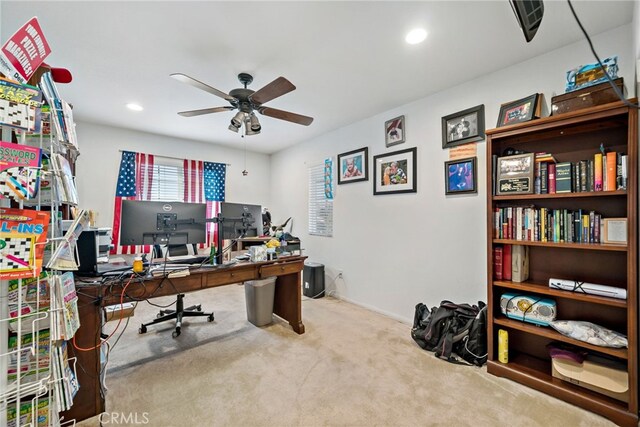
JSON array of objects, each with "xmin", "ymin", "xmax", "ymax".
[
  {"xmin": 208, "ymin": 314, "xmax": 214, "ymax": 322},
  {"xmin": 156, "ymin": 313, "xmax": 163, "ymax": 318},
  {"xmin": 139, "ymin": 325, "xmax": 147, "ymax": 334},
  {"xmin": 196, "ymin": 305, "xmax": 202, "ymax": 311},
  {"xmin": 172, "ymin": 328, "xmax": 181, "ymax": 338}
]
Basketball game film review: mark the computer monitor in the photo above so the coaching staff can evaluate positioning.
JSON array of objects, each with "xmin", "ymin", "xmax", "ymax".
[
  {"xmin": 120, "ymin": 200, "xmax": 207, "ymax": 246},
  {"xmin": 220, "ymin": 202, "xmax": 262, "ymax": 239}
]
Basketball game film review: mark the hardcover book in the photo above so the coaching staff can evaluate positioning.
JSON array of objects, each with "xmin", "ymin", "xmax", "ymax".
[{"xmin": 555, "ymin": 162, "xmax": 573, "ymax": 193}]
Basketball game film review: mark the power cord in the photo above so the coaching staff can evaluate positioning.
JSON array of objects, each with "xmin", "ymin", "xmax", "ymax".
[{"xmin": 566, "ymin": 0, "xmax": 639, "ymax": 109}]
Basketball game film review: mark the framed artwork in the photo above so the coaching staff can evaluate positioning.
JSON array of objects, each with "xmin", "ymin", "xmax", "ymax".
[
  {"xmin": 337, "ymin": 147, "xmax": 368, "ymax": 184},
  {"xmin": 442, "ymin": 104, "xmax": 485, "ymax": 149},
  {"xmin": 603, "ymin": 218, "xmax": 627, "ymax": 244},
  {"xmin": 373, "ymin": 147, "xmax": 417, "ymax": 195},
  {"xmin": 496, "ymin": 152, "xmax": 535, "ymax": 195},
  {"xmin": 385, "ymin": 115, "xmax": 405, "ymax": 147},
  {"xmin": 497, "ymin": 94, "xmax": 540, "ymax": 127},
  {"xmin": 445, "ymin": 157, "xmax": 477, "ymax": 195}
]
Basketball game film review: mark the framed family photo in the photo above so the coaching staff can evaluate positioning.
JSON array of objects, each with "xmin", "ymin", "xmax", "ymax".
[
  {"xmin": 442, "ymin": 104, "xmax": 485, "ymax": 149},
  {"xmin": 373, "ymin": 147, "xmax": 417, "ymax": 195},
  {"xmin": 497, "ymin": 93, "xmax": 540, "ymax": 127},
  {"xmin": 337, "ymin": 147, "xmax": 368, "ymax": 184},
  {"xmin": 385, "ymin": 115, "xmax": 405, "ymax": 147},
  {"xmin": 444, "ymin": 157, "xmax": 477, "ymax": 195}
]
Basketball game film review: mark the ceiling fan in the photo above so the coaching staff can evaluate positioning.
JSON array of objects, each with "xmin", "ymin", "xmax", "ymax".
[{"xmin": 171, "ymin": 72, "xmax": 314, "ymax": 135}]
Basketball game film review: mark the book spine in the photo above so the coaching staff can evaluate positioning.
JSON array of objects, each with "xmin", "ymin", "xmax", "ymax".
[
  {"xmin": 606, "ymin": 151, "xmax": 616, "ymax": 191},
  {"xmin": 587, "ymin": 159, "xmax": 594, "ymax": 192},
  {"xmin": 594, "ymin": 214, "xmax": 601, "ymax": 243},
  {"xmin": 572, "ymin": 161, "xmax": 579, "ymax": 193},
  {"xmin": 535, "ymin": 161, "xmax": 541, "ymax": 194},
  {"xmin": 594, "ymin": 153, "xmax": 603, "ymax": 191},
  {"xmin": 559, "ymin": 210, "xmax": 565, "ymax": 242},
  {"xmin": 548, "ymin": 163, "xmax": 556, "ymax": 194},
  {"xmin": 502, "ymin": 244, "xmax": 512, "ymax": 281},
  {"xmin": 579, "ymin": 160, "xmax": 587, "ymax": 192},
  {"xmin": 616, "ymin": 152, "xmax": 623, "ymax": 190},
  {"xmin": 493, "ymin": 247, "xmax": 503, "ymax": 280},
  {"xmin": 540, "ymin": 162, "xmax": 548, "ymax": 194},
  {"xmin": 621, "ymin": 155, "xmax": 628, "ymax": 190},
  {"xmin": 589, "ymin": 211, "xmax": 595, "ymax": 243}
]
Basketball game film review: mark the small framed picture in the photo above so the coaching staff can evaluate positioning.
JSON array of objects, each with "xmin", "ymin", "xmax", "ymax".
[
  {"xmin": 603, "ymin": 218, "xmax": 627, "ymax": 244},
  {"xmin": 497, "ymin": 94, "xmax": 540, "ymax": 127},
  {"xmin": 442, "ymin": 105, "xmax": 485, "ymax": 149},
  {"xmin": 445, "ymin": 157, "xmax": 477, "ymax": 195},
  {"xmin": 385, "ymin": 115, "xmax": 405, "ymax": 147},
  {"xmin": 373, "ymin": 147, "xmax": 417, "ymax": 195},
  {"xmin": 337, "ymin": 147, "xmax": 368, "ymax": 185},
  {"xmin": 496, "ymin": 152, "xmax": 535, "ymax": 195}
]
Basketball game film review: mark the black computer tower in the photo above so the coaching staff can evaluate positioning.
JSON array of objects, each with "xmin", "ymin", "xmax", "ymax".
[
  {"xmin": 303, "ymin": 262, "xmax": 325, "ymax": 298},
  {"xmin": 76, "ymin": 230, "xmax": 99, "ymax": 275}
]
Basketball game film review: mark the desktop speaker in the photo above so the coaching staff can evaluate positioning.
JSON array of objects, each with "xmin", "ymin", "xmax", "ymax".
[
  {"xmin": 76, "ymin": 230, "xmax": 99, "ymax": 275},
  {"xmin": 303, "ymin": 262, "xmax": 325, "ymax": 299},
  {"xmin": 500, "ymin": 292, "xmax": 556, "ymax": 326}
]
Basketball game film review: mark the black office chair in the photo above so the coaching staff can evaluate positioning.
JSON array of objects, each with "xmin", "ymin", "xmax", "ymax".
[{"xmin": 138, "ymin": 244, "xmax": 214, "ymax": 338}]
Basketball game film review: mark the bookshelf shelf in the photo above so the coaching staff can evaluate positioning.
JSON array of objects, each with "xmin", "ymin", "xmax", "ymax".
[
  {"xmin": 486, "ymin": 100, "xmax": 637, "ymax": 425},
  {"xmin": 492, "ymin": 239, "xmax": 627, "ymax": 251},
  {"xmin": 493, "ymin": 280, "xmax": 627, "ymax": 308},
  {"xmin": 493, "ymin": 189, "xmax": 626, "ymax": 201},
  {"xmin": 493, "ymin": 317, "xmax": 628, "ymax": 359}
]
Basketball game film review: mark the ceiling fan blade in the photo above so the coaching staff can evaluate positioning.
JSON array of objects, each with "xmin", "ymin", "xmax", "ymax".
[
  {"xmin": 249, "ymin": 77, "xmax": 296, "ymax": 105},
  {"xmin": 259, "ymin": 107, "xmax": 314, "ymax": 126},
  {"xmin": 177, "ymin": 106, "xmax": 235, "ymax": 117},
  {"xmin": 170, "ymin": 73, "xmax": 235, "ymax": 102}
]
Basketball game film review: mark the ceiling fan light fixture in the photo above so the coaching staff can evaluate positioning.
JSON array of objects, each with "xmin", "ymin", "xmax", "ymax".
[
  {"xmin": 249, "ymin": 113, "xmax": 261, "ymax": 132},
  {"xmin": 228, "ymin": 122, "xmax": 240, "ymax": 132},
  {"xmin": 231, "ymin": 111, "xmax": 245, "ymax": 127}
]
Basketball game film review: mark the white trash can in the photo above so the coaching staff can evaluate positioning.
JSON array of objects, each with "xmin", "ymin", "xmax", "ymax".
[{"xmin": 244, "ymin": 276, "xmax": 277, "ymax": 326}]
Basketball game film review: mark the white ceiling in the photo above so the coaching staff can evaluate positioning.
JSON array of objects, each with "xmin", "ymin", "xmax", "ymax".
[{"xmin": 1, "ymin": 1, "xmax": 634, "ymax": 154}]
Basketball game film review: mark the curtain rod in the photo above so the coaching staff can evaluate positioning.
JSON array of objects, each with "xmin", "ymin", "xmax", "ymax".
[{"xmin": 118, "ymin": 149, "xmax": 231, "ymax": 166}]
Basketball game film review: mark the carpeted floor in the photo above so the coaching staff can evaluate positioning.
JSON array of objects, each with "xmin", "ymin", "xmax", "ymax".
[{"xmin": 76, "ymin": 284, "xmax": 614, "ymax": 426}]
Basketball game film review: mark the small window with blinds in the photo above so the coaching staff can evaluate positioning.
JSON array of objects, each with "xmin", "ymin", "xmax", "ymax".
[
  {"xmin": 150, "ymin": 160, "xmax": 184, "ymax": 202},
  {"xmin": 308, "ymin": 164, "xmax": 333, "ymax": 236}
]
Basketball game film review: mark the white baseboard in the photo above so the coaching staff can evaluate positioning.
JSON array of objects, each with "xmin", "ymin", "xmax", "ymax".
[{"xmin": 329, "ymin": 292, "xmax": 412, "ymax": 325}]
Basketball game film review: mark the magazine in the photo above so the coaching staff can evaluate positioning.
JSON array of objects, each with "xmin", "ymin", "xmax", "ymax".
[
  {"xmin": 0, "ymin": 140, "xmax": 43, "ymax": 201},
  {"xmin": 0, "ymin": 207, "xmax": 50, "ymax": 280},
  {"xmin": 7, "ymin": 272, "xmax": 51, "ymax": 333},
  {"xmin": 46, "ymin": 209, "xmax": 89, "ymax": 270}
]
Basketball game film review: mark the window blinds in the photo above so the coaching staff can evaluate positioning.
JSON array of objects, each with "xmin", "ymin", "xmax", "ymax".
[
  {"xmin": 308, "ymin": 164, "xmax": 333, "ymax": 236},
  {"xmin": 150, "ymin": 162, "xmax": 184, "ymax": 202}
]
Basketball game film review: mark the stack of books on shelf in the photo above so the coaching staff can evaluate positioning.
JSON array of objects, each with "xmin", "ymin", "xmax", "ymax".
[
  {"xmin": 532, "ymin": 149, "xmax": 627, "ymax": 194},
  {"xmin": 493, "ymin": 205, "xmax": 604, "ymax": 243}
]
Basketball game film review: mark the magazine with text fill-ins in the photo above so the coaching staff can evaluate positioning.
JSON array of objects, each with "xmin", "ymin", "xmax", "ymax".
[{"xmin": 0, "ymin": 207, "xmax": 50, "ymax": 280}]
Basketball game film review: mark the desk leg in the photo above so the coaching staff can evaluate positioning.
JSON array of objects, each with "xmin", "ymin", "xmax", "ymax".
[
  {"xmin": 273, "ymin": 271, "xmax": 305, "ymax": 334},
  {"xmin": 61, "ymin": 287, "xmax": 104, "ymax": 422}
]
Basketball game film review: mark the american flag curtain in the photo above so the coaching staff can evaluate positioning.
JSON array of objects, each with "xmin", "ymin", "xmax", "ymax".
[
  {"xmin": 203, "ymin": 161, "xmax": 226, "ymax": 248},
  {"xmin": 183, "ymin": 160, "xmax": 226, "ymax": 249},
  {"xmin": 110, "ymin": 151, "xmax": 155, "ymax": 255}
]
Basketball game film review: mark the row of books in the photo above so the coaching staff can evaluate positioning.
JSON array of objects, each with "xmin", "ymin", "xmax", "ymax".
[
  {"xmin": 535, "ymin": 151, "xmax": 627, "ymax": 194},
  {"xmin": 492, "ymin": 244, "xmax": 529, "ymax": 282},
  {"xmin": 493, "ymin": 205, "xmax": 603, "ymax": 244}
]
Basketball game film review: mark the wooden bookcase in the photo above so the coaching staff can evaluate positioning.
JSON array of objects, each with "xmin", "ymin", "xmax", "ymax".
[{"xmin": 485, "ymin": 100, "xmax": 637, "ymax": 426}]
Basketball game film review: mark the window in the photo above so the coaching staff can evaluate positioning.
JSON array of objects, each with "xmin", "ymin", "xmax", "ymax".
[
  {"xmin": 150, "ymin": 159, "xmax": 184, "ymax": 201},
  {"xmin": 308, "ymin": 164, "xmax": 333, "ymax": 236}
]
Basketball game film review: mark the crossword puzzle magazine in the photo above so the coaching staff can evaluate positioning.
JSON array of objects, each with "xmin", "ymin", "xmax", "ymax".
[{"xmin": 0, "ymin": 207, "xmax": 49, "ymax": 280}]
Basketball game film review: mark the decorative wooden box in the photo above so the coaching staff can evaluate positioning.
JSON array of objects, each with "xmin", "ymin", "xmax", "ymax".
[{"xmin": 551, "ymin": 78, "xmax": 624, "ymax": 115}]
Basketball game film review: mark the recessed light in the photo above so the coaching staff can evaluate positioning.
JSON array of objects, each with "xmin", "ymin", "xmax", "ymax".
[
  {"xmin": 126, "ymin": 103, "xmax": 143, "ymax": 111},
  {"xmin": 405, "ymin": 28, "xmax": 427, "ymax": 45}
]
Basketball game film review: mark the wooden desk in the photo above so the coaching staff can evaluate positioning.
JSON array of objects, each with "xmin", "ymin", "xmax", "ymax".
[{"xmin": 64, "ymin": 256, "xmax": 306, "ymax": 422}]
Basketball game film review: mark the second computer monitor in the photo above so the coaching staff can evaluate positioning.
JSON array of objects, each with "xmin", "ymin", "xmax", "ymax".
[{"xmin": 220, "ymin": 202, "xmax": 262, "ymax": 239}]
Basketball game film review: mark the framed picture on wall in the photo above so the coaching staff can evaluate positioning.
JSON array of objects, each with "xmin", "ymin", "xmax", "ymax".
[
  {"xmin": 444, "ymin": 157, "xmax": 477, "ymax": 195},
  {"xmin": 384, "ymin": 115, "xmax": 405, "ymax": 147},
  {"xmin": 337, "ymin": 147, "xmax": 368, "ymax": 184},
  {"xmin": 496, "ymin": 94, "xmax": 540, "ymax": 127},
  {"xmin": 373, "ymin": 147, "xmax": 417, "ymax": 195},
  {"xmin": 442, "ymin": 104, "xmax": 485, "ymax": 149}
]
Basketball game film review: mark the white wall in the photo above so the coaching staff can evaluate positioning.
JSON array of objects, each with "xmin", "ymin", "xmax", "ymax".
[
  {"xmin": 75, "ymin": 122, "xmax": 271, "ymax": 229},
  {"xmin": 271, "ymin": 24, "xmax": 634, "ymax": 323}
]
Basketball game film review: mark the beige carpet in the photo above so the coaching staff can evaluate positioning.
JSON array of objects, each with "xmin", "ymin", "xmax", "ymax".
[{"xmin": 76, "ymin": 284, "xmax": 614, "ymax": 427}]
